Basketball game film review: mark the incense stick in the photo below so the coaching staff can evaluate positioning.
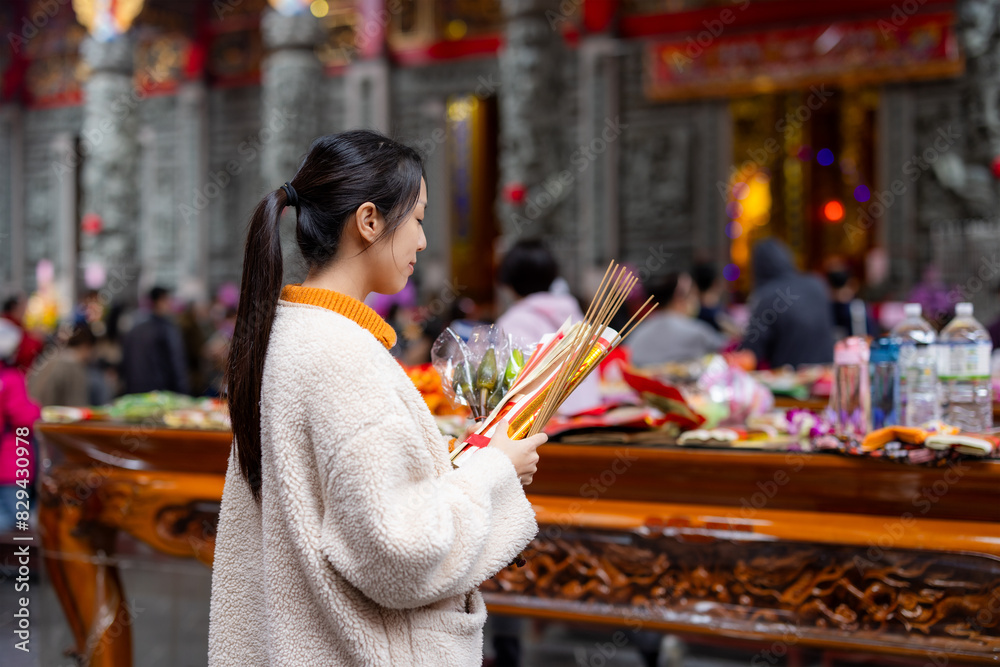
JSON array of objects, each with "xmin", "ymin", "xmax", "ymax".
[
  {"xmin": 615, "ymin": 295, "xmax": 655, "ymax": 345},
  {"xmin": 528, "ymin": 266, "xmax": 620, "ymax": 434},
  {"xmin": 534, "ymin": 265, "xmax": 635, "ymax": 431}
]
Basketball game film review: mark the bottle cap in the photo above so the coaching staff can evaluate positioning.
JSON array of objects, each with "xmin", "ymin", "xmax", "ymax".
[
  {"xmin": 904, "ymin": 303, "xmax": 922, "ymax": 318},
  {"xmin": 956, "ymin": 302, "xmax": 973, "ymax": 317}
]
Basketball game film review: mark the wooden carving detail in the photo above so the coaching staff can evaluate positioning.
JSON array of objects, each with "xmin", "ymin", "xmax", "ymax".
[
  {"xmin": 39, "ymin": 465, "xmax": 224, "ymax": 667},
  {"xmin": 154, "ymin": 501, "xmax": 220, "ymax": 566},
  {"xmin": 482, "ymin": 528, "xmax": 1000, "ymax": 657}
]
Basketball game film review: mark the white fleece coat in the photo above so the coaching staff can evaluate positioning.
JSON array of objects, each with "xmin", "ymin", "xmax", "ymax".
[{"xmin": 208, "ymin": 298, "xmax": 538, "ymax": 666}]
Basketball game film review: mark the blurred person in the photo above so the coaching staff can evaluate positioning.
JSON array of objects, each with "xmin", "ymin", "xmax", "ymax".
[
  {"xmin": 28, "ymin": 325, "xmax": 97, "ymax": 407},
  {"xmin": 211, "ymin": 131, "xmax": 545, "ymax": 667},
  {"xmin": 691, "ymin": 261, "xmax": 724, "ymax": 332},
  {"xmin": 121, "ymin": 286, "xmax": 190, "ymax": 395},
  {"xmin": 690, "ymin": 260, "xmax": 741, "ymax": 337},
  {"xmin": 0, "ymin": 319, "xmax": 41, "ymax": 533},
  {"xmin": 179, "ymin": 301, "xmax": 211, "ymax": 395},
  {"xmin": 826, "ymin": 261, "xmax": 878, "ymax": 340},
  {"xmin": 742, "ymin": 239, "xmax": 834, "ymax": 368},
  {"xmin": 626, "ymin": 272, "xmax": 726, "ymax": 366},
  {"xmin": 73, "ymin": 289, "xmax": 106, "ymax": 335},
  {"xmin": 1, "ymin": 294, "xmax": 44, "ymax": 373},
  {"xmin": 203, "ymin": 307, "xmax": 237, "ymax": 397},
  {"xmin": 496, "ymin": 239, "xmax": 601, "ymax": 414},
  {"xmin": 908, "ymin": 265, "xmax": 956, "ymax": 326},
  {"xmin": 984, "ymin": 281, "xmax": 1000, "ymax": 350}
]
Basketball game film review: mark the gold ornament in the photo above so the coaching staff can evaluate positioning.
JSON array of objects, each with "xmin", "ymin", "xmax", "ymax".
[{"xmin": 72, "ymin": 0, "xmax": 145, "ymax": 40}]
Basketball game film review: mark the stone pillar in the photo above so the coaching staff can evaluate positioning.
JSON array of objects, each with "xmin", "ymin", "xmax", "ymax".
[
  {"xmin": 52, "ymin": 133, "xmax": 79, "ymax": 315},
  {"xmin": 344, "ymin": 59, "xmax": 391, "ymax": 132},
  {"xmin": 176, "ymin": 81, "xmax": 210, "ymax": 302},
  {"xmin": 0, "ymin": 106, "xmax": 24, "ymax": 292},
  {"xmin": 79, "ymin": 34, "xmax": 139, "ymax": 303},
  {"xmin": 577, "ymin": 36, "xmax": 620, "ymax": 274},
  {"xmin": 260, "ymin": 9, "xmax": 324, "ymax": 281},
  {"xmin": 497, "ymin": 0, "xmax": 565, "ymax": 249}
]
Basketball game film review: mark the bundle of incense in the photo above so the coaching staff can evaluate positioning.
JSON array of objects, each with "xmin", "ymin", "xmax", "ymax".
[{"xmin": 451, "ymin": 262, "xmax": 656, "ymax": 465}]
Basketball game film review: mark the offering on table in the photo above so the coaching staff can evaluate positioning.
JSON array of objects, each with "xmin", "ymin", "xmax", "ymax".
[{"xmin": 450, "ymin": 261, "xmax": 657, "ymax": 464}]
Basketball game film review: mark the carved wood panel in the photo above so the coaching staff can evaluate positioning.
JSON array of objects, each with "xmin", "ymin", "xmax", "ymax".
[{"xmin": 483, "ymin": 527, "xmax": 1000, "ymax": 660}]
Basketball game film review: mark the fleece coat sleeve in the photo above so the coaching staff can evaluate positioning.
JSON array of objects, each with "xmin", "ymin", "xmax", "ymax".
[{"xmin": 300, "ymin": 348, "xmax": 538, "ymax": 611}]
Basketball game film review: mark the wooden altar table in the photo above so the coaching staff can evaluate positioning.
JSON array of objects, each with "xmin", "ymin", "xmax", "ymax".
[{"xmin": 35, "ymin": 422, "xmax": 1000, "ymax": 666}]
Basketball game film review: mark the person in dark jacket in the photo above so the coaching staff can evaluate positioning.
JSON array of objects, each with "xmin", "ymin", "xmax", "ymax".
[
  {"xmin": 742, "ymin": 239, "xmax": 834, "ymax": 368},
  {"xmin": 121, "ymin": 286, "xmax": 190, "ymax": 395}
]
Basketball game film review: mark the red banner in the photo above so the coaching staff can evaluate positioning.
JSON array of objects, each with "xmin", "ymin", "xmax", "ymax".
[{"xmin": 646, "ymin": 11, "xmax": 962, "ymax": 101}]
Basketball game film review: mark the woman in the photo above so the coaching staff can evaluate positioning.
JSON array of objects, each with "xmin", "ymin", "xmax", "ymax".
[{"xmin": 208, "ymin": 131, "xmax": 545, "ymax": 666}]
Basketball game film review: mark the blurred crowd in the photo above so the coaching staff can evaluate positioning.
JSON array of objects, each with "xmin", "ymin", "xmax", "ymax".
[
  {"xmin": 4, "ymin": 238, "xmax": 998, "ymax": 418},
  {"xmin": 3, "ymin": 237, "xmax": 1000, "ymax": 534},
  {"xmin": 0, "ymin": 284, "xmax": 239, "ymax": 411}
]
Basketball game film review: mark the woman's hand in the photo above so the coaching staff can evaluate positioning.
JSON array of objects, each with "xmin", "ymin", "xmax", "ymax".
[{"xmin": 489, "ymin": 418, "xmax": 547, "ymax": 485}]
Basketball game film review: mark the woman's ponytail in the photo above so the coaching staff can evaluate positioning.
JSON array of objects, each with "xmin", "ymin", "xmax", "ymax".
[
  {"xmin": 226, "ymin": 187, "xmax": 290, "ymax": 502},
  {"xmin": 225, "ymin": 130, "xmax": 424, "ymax": 502}
]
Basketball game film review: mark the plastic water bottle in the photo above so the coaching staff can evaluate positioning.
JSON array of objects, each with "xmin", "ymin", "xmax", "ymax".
[
  {"xmin": 890, "ymin": 303, "xmax": 937, "ymax": 426},
  {"xmin": 869, "ymin": 337, "xmax": 899, "ymax": 429},
  {"xmin": 831, "ymin": 337, "xmax": 870, "ymax": 439},
  {"xmin": 905, "ymin": 342, "xmax": 941, "ymax": 426},
  {"xmin": 939, "ymin": 302, "xmax": 993, "ymax": 432}
]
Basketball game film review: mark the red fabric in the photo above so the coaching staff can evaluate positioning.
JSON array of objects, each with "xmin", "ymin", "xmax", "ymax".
[
  {"xmin": 0, "ymin": 367, "xmax": 41, "ymax": 485},
  {"xmin": 620, "ymin": 365, "xmax": 706, "ymax": 431},
  {"xmin": 598, "ymin": 345, "xmax": 630, "ymax": 379},
  {"xmin": 1, "ymin": 315, "xmax": 43, "ymax": 373}
]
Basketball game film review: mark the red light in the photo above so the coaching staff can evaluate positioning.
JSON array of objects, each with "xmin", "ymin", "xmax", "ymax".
[{"xmin": 823, "ymin": 200, "xmax": 844, "ymax": 222}]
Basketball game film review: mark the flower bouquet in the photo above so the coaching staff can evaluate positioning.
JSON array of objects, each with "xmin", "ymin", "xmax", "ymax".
[{"xmin": 448, "ymin": 262, "xmax": 656, "ymax": 466}]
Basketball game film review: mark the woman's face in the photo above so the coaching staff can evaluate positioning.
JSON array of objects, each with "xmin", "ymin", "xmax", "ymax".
[{"xmin": 371, "ymin": 178, "xmax": 427, "ymax": 295}]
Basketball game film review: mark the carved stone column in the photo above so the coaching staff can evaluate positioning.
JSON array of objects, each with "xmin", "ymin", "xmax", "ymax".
[
  {"xmin": 79, "ymin": 35, "xmax": 139, "ymax": 303},
  {"xmin": 497, "ymin": 0, "xmax": 565, "ymax": 242},
  {"xmin": 176, "ymin": 81, "xmax": 210, "ymax": 303},
  {"xmin": 261, "ymin": 9, "xmax": 324, "ymax": 281}
]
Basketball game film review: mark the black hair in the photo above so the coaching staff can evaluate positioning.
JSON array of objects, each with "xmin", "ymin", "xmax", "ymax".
[
  {"xmin": 827, "ymin": 269, "xmax": 851, "ymax": 289},
  {"xmin": 2, "ymin": 295, "xmax": 23, "ymax": 315},
  {"xmin": 690, "ymin": 262, "xmax": 718, "ymax": 293},
  {"xmin": 649, "ymin": 272, "xmax": 683, "ymax": 306},
  {"xmin": 67, "ymin": 324, "xmax": 97, "ymax": 348},
  {"xmin": 227, "ymin": 129, "xmax": 424, "ymax": 502},
  {"xmin": 149, "ymin": 286, "xmax": 170, "ymax": 303},
  {"xmin": 498, "ymin": 239, "xmax": 558, "ymax": 297}
]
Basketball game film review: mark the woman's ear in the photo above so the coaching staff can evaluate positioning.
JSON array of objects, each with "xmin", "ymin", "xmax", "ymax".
[{"xmin": 354, "ymin": 202, "xmax": 383, "ymax": 244}]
